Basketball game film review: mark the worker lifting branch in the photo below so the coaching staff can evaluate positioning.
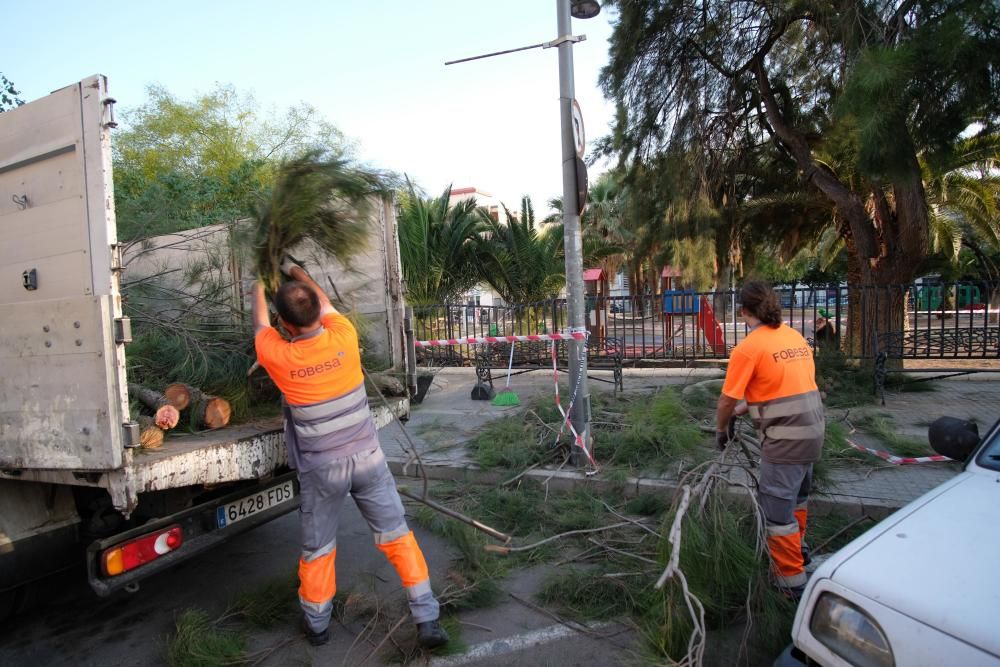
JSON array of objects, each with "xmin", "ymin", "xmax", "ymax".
[{"xmin": 252, "ymin": 259, "xmax": 450, "ymax": 649}]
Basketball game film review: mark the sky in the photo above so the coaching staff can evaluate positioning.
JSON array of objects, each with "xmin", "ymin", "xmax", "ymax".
[{"xmin": 4, "ymin": 0, "xmax": 618, "ymax": 214}]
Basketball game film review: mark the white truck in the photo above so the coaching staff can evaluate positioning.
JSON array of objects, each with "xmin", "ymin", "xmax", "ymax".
[
  {"xmin": 777, "ymin": 416, "xmax": 1000, "ymax": 666},
  {"xmin": 0, "ymin": 75, "xmax": 412, "ymax": 610}
]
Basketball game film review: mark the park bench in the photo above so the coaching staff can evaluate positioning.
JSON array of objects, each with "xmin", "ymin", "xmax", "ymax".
[
  {"xmin": 872, "ymin": 328, "xmax": 1000, "ymax": 404},
  {"xmin": 474, "ymin": 336, "xmax": 625, "ymax": 394}
]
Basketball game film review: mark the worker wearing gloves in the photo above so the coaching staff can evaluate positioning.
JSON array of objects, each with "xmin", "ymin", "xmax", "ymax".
[
  {"xmin": 715, "ymin": 281, "xmax": 825, "ymax": 599},
  {"xmin": 252, "ymin": 259, "xmax": 448, "ymax": 648}
]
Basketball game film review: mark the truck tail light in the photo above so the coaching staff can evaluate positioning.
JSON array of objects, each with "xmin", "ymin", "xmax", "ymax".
[{"xmin": 101, "ymin": 525, "xmax": 183, "ymax": 576}]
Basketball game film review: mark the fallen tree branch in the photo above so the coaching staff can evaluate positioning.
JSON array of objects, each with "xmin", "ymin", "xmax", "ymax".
[
  {"xmin": 499, "ymin": 448, "xmax": 561, "ymax": 487},
  {"xmin": 356, "ymin": 611, "xmax": 410, "ymax": 667},
  {"xmin": 507, "ymin": 592, "xmax": 620, "ymax": 639},
  {"xmin": 363, "ymin": 366, "xmax": 511, "ymax": 544},
  {"xmin": 398, "ymin": 487, "xmax": 512, "ymax": 544},
  {"xmin": 655, "ymin": 486, "xmax": 692, "ymax": 590},
  {"xmin": 600, "ymin": 501, "xmax": 663, "ymax": 539},
  {"xmin": 587, "ymin": 537, "xmax": 659, "ymax": 565},
  {"xmin": 485, "ymin": 521, "xmax": 633, "ymax": 555}
]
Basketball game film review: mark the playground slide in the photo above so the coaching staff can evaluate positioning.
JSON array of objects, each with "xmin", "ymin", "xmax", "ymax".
[{"xmin": 698, "ymin": 297, "xmax": 727, "ymax": 354}]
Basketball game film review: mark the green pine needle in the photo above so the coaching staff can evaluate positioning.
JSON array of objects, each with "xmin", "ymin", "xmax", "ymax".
[{"xmin": 255, "ymin": 150, "xmax": 396, "ymax": 291}]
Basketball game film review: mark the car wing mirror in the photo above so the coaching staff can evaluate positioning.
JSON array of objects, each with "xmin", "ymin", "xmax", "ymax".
[{"xmin": 928, "ymin": 416, "xmax": 980, "ymax": 462}]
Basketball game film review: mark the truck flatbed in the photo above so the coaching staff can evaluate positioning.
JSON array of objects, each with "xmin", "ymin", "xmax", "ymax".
[{"xmin": 124, "ymin": 398, "xmax": 406, "ymax": 493}]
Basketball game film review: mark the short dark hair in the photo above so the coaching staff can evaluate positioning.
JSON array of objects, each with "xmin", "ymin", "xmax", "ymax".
[
  {"xmin": 274, "ymin": 281, "xmax": 321, "ymax": 328},
  {"xmin": 739, "ymin": 281, "xmax": 783, "ymax": 328}
]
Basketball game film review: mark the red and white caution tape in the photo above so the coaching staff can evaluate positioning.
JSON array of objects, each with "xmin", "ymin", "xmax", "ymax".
[
  {"xmin": 846, "ymin": 438, "xmax": 951, "ymax": 465},
  {"xmin": 413, "ymin": 328, "xmax": 598, "ymax": 469},
  {"xmin": 550, "ymin": 340, "xmax": 599, "ymax": 471},
  {"xmin": 414, "ymin": 332, "xmax": 587, "ymax": 348}
]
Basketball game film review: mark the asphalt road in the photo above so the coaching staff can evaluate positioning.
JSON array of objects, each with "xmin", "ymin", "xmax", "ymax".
[{"xmin": 0, "ymin": 495, "xmax": 637, "ymax": 666}]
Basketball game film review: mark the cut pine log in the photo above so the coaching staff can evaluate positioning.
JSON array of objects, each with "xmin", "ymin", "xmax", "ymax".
[
  {"xmin": 136, "ymin": 415, "xmax": 165, "ymax": 449},
  {"xmin": 185, "ymin": 385, "xmax": 232, "ymax": 430},
  {"xmin": 163, "ymin": 382, "xmax": 192, "ymax": 411},
  {"xmin": 128, "ymin": 383, "xmax": 181, "ymax": 430}
]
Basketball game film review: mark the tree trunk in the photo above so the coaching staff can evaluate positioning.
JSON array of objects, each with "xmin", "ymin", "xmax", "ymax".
[
  {"xmin": 136, "ymin": 415, "xmax": 165, "ymax": 449},
  {"xmin": 845, "ymin": 245, "xmax": 864, "ymax": 358},
  {"xmin": 163, "ymin": 383, "xmax": 192, "ymax": 411},
  {"xmin": 128, "ymin": 384, "xmax": 180, "ymax": 430},
  {"xmin": 845, "ymin": 243, "xmax": 908, "ymax": 365},
  {"xmin": 754, "ymin": 61, "xmax": 927, "ymax": 358},
  {"xmin": 713, "ymin": 258, "xmax": 733, "ymax": 325},
  {"xmin": 172, "ymin": 384, "xmax": 231, "ymax": 429}
]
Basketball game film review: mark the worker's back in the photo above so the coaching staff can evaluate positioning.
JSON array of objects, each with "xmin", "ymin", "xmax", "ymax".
[
  {"xmin": 255, "ymin": 312, "xmax": 374, "ymax": 471},
  {"xmin": 723, "ymin": 323, "xmax": 823, "ymax": 464},
  {"xmin": 725, "ymin": 324, "xmax": 818, "ymax": 404},
  {"xmin": 256, "ymin": 312, "xmax": 363, "ymax": 405}
]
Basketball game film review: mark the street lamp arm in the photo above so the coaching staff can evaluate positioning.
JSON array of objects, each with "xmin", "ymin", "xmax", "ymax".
[
  {"xmin": 444, "ymin": 34, "xmax": 586, "ymax": 66},
  {"xmin": 444, "ymin": 41, "xmax": 548, "ymax": 66}
]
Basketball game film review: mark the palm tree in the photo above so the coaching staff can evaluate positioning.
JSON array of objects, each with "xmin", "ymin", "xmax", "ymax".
[
  {"xmin": 545, "ymin": 172, "xmax": 633, "ymax": 285},
  {"xmin": 397, "ymin": 180, "xmax": 488, "ymax": 307},
  {"xmin": 921, "ymin": 133, "xmax": 1000, "ymax": 318},
  {"xmin": 925, "ymin": 133, "xmax": 1000, "ymax": 268},
  {"xmin": 477, "ymin": 196, "xmax": 565, "ymax": 305}
]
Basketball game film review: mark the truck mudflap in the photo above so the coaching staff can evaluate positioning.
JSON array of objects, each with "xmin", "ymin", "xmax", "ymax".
[{"xmin": 85, "ymin": 471, "xmax": 299, "ymax": 597}]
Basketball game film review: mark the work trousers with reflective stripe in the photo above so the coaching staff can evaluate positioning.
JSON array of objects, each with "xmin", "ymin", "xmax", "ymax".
[
  {"xmin": 297, "ymin": 444, "xmax": 439, "ymax": 633},
  {"xmin": 749, "ymin": 390, "xmax": 825, "ymax": 464},
  {"xmin": 758, "ymin": 459, "xmax": 811, "ymax": 589}
]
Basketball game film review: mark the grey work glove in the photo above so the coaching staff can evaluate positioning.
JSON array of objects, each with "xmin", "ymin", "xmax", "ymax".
[{"xmin": 279, "ymin": 255, "xmax": 303, "ymax": 277}]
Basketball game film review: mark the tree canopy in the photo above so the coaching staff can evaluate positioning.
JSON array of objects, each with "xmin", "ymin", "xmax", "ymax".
[
  {"xmin": 601, "ymin": 0, "xmax": 999, "ymax": 290},
  {"xmin": 478, "ymin": 196, "xmax": 567, "ymax": 304},
  {"xmin": 0, "ymin": 72, "xmax": 24, "ymax": 112},
  {"xmin": 113, "ymin": 84, "xmax": 351, "ymax": 240}
]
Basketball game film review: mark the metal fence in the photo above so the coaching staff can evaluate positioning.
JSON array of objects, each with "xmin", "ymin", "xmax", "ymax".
[{"xmin": 411, "ymin": 281, "xmax": 1000, "ymax": 366}]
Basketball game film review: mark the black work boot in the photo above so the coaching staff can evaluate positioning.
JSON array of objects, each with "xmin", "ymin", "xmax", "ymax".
[
  {"xmin": 303, "ymin": 621, "xmax": 330, "ymax": 646},
  {"xmin": 417, "ymin": 619, "xmax": 450, "ymax": 649}
]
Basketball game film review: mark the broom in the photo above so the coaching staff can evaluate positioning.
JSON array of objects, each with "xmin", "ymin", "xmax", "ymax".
[{"xmin": 492, "ymin": 342, "xmax": 521, "ymax": 406}]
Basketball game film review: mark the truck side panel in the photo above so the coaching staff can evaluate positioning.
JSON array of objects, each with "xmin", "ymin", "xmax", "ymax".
[
  {"xmin": 0, "ymin": 75, "xmax": 128, "ymax": 470},
  {"xmin": 0, "ymin": 295, "xmax": 123, "ymax": 469}
]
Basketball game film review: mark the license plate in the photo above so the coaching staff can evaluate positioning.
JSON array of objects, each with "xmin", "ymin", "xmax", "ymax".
[{"xmin": 217, "ymin": 481, "xmax": 296, "ymax": 528}]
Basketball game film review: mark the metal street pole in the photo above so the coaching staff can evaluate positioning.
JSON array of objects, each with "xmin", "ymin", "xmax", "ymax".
[{"xmin": 556, "ymin": 0, "xmax": 592, "ymax": 467}]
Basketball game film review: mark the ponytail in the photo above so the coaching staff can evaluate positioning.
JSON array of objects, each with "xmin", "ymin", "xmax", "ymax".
[{"xmin": 739, "ymin": 281, "xmax": 782, "ymax": 328}]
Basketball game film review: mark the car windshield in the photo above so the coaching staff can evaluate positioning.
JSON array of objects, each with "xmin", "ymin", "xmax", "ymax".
[{"xmin": 974, "ymin": 422, "xmax": 1000, "ymax": 472}]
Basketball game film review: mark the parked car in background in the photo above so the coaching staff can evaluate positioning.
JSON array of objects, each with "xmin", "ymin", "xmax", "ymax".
[{"xmin": 776, "ymin": 416, "xmax": 1000, "ymax": 666}]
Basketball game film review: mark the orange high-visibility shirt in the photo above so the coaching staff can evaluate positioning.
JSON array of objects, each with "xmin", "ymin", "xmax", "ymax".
[
  {"xmin": 254, "ymin": 312, "xmax": 364, "ymax": 406},
  {"xmin": 722, "ymin": 324, "xmax": 818, "ymax": 403}
]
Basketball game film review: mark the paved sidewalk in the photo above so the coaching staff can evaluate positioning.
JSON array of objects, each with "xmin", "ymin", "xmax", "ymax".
[
  {"xmin": 819, "ymin": 373, "xmax": 999, "ymax": 513},
  {"xmin": 379, "ymin": 368, "xmax": 1000, "ymax": 517}
]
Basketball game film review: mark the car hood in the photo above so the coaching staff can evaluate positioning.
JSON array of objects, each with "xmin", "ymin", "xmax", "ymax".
[{"xmin": 831, "ymin": 470, "xmax": 1000, "ymax": 656}]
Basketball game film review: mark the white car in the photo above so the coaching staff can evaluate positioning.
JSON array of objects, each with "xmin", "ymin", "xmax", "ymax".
[{"xmin": 777, "ymin": 417, "xmax": 1000, "ymax": 666}]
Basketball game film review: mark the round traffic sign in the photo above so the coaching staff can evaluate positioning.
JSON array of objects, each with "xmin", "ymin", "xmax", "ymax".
[{"xmin": 571, "ymin": 99, "xmax": 585, "ymax": 158}]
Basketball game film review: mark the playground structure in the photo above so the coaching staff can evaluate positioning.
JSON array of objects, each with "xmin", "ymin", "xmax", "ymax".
[
  {"xmin": 660, "ymin": 290, "xmax": 727, "ymax": 355},
  {"xmin": 913, "ymin": 283, "xmax": 984, "ymax": 311},
  {"xmin": 583, "ymin": 268, "xmax": 608, "ymax": 344}
]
